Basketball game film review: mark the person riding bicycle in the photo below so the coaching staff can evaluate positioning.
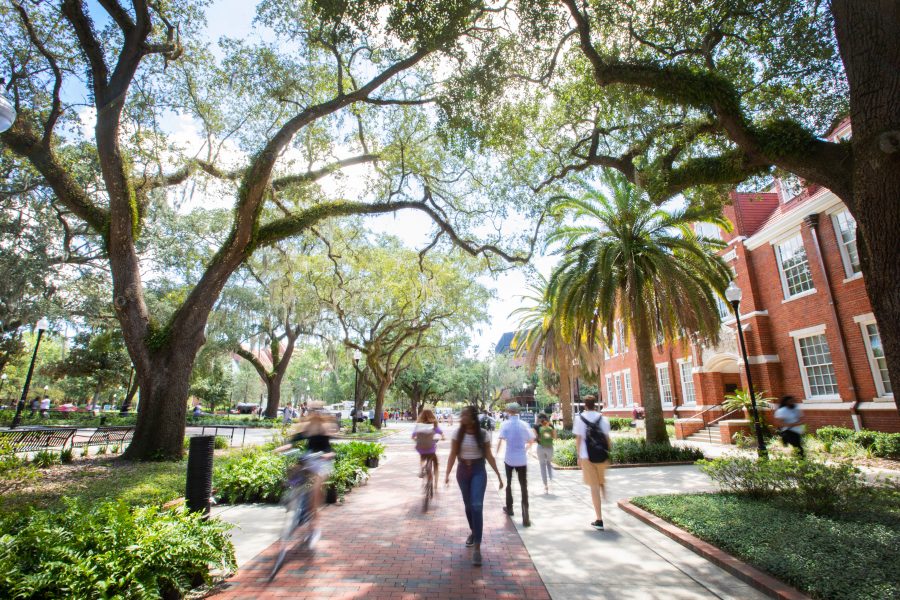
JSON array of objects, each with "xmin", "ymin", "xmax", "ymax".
[
  {"xmin": 276, "ymin": 400, "xmax": 336, "ymax": 547},
  {"xmin": 413, "ymin": 408, "xmax": 444, "ymax": 482}
]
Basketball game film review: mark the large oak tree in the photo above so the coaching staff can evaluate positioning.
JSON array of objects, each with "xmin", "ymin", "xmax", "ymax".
[{"xmin": 0, "ymin": 0, "xmax": 520, "ymax": 458}]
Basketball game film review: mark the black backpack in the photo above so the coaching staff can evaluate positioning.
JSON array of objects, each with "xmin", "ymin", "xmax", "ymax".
[{"xmin": 581, "ymin": 414, "xmax": 609, "ymax": 463}]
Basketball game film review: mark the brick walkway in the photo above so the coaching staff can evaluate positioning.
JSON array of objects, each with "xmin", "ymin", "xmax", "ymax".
[{"xmin": 214, "ymin": 428, "xmax": 550, "ymax": 600}]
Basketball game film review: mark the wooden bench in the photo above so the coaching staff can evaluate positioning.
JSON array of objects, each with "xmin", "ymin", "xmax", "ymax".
[
  {"xmin": 185, "ymin": 424, "xmax": 247, "ymax": 446},
  {"xmin": 0, "ymin": 427, "xmax": 77, "ymax": 453},
  {"xmin": 70, "ymin": 426, "xmax": 135, "ymax": 449}
]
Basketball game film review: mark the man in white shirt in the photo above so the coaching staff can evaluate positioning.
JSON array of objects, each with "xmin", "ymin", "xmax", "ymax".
[
  {"xmin": 496, "ymin": 402, "xmax": 536, "ymax": 526},
  {"xmin": 572, "ymin": 395, "xmax": 612, "ymax": 530}
]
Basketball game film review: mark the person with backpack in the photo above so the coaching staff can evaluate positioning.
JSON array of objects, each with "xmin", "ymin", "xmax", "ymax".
[
  {"xmin": 496, "ymin": 402, "xmax": 536, "ymax": 527},
  {"xmin": 413, "ymin": 409, "xmax": 445, "ymax": 481},
  {"xmin": 572, "ymin": 395, "xmax": 612, "ymax": 530}
]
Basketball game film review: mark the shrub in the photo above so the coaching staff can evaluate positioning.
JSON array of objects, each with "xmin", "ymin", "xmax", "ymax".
[
  {"xmin": 0, "ymin": 500, "xmax": 235, "ymax": 599},
  {"xmin": 664, "ymin": 418, "xmax": 675, "ymax": 426},
  {"xmin": 59, "ymin": 448, "xmax": 74, "ymax": 464},
  {"xmin": 872, "ymin": 432, "xmax": 900, "ymax": 459},
  {"xmin": 815, "ymin": 426, "xmax": 855, "ymax": 445},
  {"xmin": 731, "ymin": 430, "xmax": 755, "ymax": 449},
  {"xmin": 0, "ymin": 438, "xmax": 38, "ymax": 487},
  {"xmin": 608, "ymin": 417, "xmax": 633, "ymax": 431},
  {"xmin": 32, "ymin": 450, "xmax": 58, "ymax": 469},
  {"xmin": 610, "ymin": 438, "xmax": 704, "ymax": 464},
  {"xmin": 214, "ymin": 447, "xmax": 289, "ymax": 503},
  {"xmin": 336, "ymin": 441, "xmax": 384, "ymax": 464},
  {"xmin": 326, "ymin": 460, "xmax": 368, "ymax": 499},
  {"xmin": 852, "ymin": 429, "xmax": 879, "ymax": 449},
  {"xmin": 96, "ymin": 445, "xmax": 107, "ymax": 455},
  {"xmin": 214, "ymin": 436, "xmax": 230, "ymax": 450},
  {"xmin": 552, "ymin": 439, "xmax": 577, "ymax": 466},
  {"xmin": 556, "ymin": 428, "xmax": 575, "ymax": 440},
  {"xmin": 110, "ymin": 444, "xmax": 120, "ymax": 454},
  {"xmin": 79, "ymin": 446, "xmax": 89, "ymax": 458},
  {"xmin": 699, "ymin": 456, "xmax": 865, "ymax": 514}
]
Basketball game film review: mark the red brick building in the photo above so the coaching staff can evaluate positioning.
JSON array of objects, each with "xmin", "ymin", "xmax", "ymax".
[{"xmin": 597, "ymin": 121, "xmax": 898, "ymax": 439}]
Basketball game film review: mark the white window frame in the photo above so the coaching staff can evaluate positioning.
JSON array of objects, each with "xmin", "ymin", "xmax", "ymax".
[
  {"xmin": 678, "ymin": 359, "xmax": 696, "ymax": 406},
  {"xmin": 789, "ymin": 325, "xmax": 840, "ymax": 402},
  {"xmin": 774, "ymin": 232, "xmax": 815, "ymax": 300},
  {"xmin": 830, "ymin": 209, "xmax": 861, "ymax": 280},
  {"xmin": 656, "ymin": 363, "xmax": 674, "ymax": 406},
  {"xmin": 623, "ymin": 370, "xmax": 634, "ymax": 406},
  {"xmin": 854, "ymin": 315, "xmax": 892, "ymax": 399},
  {"xmin": 614, "ymin": 373, "xmax": 624, "ymax": 407},
  {"xmin": 695, "ymin": 221, "xmax": 722, "ymax": 241},
  {"xmin": 605, "ymin": 375, "xmax": 615, "ymax": 408}
]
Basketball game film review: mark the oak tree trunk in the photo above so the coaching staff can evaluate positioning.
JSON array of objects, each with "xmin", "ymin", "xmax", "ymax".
[
  {"xmin": 833, "ymin": 0, "xmax": 900, "ymax": 415},
  {"xmin": 264, "ymin": 374, "xmax": 283, "ymax": 420},
  {"xmin": 634, "ymin": 320, "xmax": 669, "ymax": 445},
  {"xmin": 123, "ymin": 352, "xmax": 194, "ymax": 460},
  {"xmin": 372, "ymin": 381, "xmax": 389, "ymax": 429}
]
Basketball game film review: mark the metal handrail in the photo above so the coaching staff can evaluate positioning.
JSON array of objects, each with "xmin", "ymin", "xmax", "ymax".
[{"xmin": 685, "ymin": 403, "xmax": 741, "ymax": 443}]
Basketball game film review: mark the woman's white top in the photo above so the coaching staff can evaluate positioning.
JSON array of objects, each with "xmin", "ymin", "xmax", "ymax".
[{"xmin": 459, "ymin": 430, "xmax": 484, "ymax": 460}]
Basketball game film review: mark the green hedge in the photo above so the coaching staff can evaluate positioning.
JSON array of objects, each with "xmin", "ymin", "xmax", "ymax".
[
  {"xmin": 610, "ymin": 438, "xmax": 704, "ymax": 464},
  {"xmin": 815, "ymin": 427, "xmax": 900, "ymax": 459},
  {"xmin": 0, "ymin": 500, "xmax": 235, "ymax": 599},
  {"xmin": 632, "ymin": 492, "xmax": 900, "ymax": 600},
  {"xmin": 213, "ymin": 441, "xmax": 385, "ymax": 504},
  {"xmin": 699, "ymin": 456, "xmax": 868, "ymax": 514},
  {"xmin": 213, "ymin": 447, "xmax": 291, "ymax": 503},
  {"xmin": 552, "ymin": 438, "xmax": 703, "ymax": 467}
]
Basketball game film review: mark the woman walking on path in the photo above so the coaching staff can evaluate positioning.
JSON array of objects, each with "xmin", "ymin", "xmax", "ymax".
[
  {"xmin": 445, "ymin": 406, "xmax": 504, "ymax": 566},
  {"xmin": 534, "ymin": 414, "xmax": 556, "ymax": 494}
]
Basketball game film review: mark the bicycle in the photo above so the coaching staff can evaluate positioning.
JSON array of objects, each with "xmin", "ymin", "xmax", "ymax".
[
  {"xmin": 422, "ymin": 452, "xmax": 437, "ymax": 512},
  {"xmin": 270, "ymin": 450, "xmax": 326, "ymax": 581}
]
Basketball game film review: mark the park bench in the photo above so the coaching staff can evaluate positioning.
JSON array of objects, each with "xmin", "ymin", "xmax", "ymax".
[
  {"xmin": 0, "ymin": 427, "xmax": 77, "ymax": 453},
  {"xmin": 70, "ymin": 426, "xmax": 135, "ymax": 449},
  {"xmin": 185, "ymin": 424, "xmax": 247, "ymax": 447}
]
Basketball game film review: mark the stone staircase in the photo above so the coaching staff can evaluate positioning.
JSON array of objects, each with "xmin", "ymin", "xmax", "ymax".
[{"xmin": 685, "ymin": 424, "xmax": 724, "ymax": 445}]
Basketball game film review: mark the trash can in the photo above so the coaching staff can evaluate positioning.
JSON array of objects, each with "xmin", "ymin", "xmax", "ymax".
[{"xmin": 186, "ymin": 435, "xmax": 214, "ymax": 515}]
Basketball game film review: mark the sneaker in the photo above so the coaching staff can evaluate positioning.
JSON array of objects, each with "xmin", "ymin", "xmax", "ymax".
[
  {"xmin": 523, "ymin": 519, "xmax": 532, "ymax": 527},
  {"xmin": 465, "ymin": 534, "xmax": 475, "ymax": 547},
  {"xmin": 502, "ymin": 506, "xmax": 514, "ymax": 517},
  {"xmin": 308, "ymin": 528, "xmax": 322, "ymax": 548},
  {"xmin": 544, "ymin": 485, "xmax": 549, "ymax": 494},
  {"xmin": 591, "ymin": 520, "xmax": 604, "ymax": 531},
  {"xmin": 472, "ymin": 549, "xmax": 482, "ymax": 566}
]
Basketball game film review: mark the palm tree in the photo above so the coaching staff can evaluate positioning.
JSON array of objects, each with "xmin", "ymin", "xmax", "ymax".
[
  {"xmin": 511, "ymin": 274, "xmax": 602, "ymax": 430},
  {"xmin": 548, "ymin": 171, "xmax": 732, "ymax": 444}
]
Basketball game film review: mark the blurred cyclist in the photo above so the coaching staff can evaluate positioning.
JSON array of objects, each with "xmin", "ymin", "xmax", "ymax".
[{"xmin": 275, "ymin": 400, "xmax": 336, "ymax": 547}]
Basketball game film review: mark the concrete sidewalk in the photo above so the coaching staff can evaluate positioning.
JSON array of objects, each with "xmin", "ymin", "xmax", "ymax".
[{"xmin": 501, "ymin": 452, "xmax": 768, "ymax": 600}]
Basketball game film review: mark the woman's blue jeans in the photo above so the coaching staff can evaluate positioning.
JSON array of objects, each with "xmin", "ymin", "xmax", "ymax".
[{"xmin": 456, "ymin": 459, "xmax": 487, "ymax": 544}]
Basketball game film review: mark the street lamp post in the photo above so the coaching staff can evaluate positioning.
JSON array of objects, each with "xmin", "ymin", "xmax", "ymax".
[
  {"xmin": 351, "ymin": 349, "xmax": 362, "ymax": 433},
  {"xmin": 725, "ymin": 281, "xmax": 768, "ymax": 458},
  {"xmin": 11, "ymin": 318, "xmax": 49, "ymax": 428},
  {"xmin": 0, "ymin": 373, "xmax": 8, "ymax": 404}
]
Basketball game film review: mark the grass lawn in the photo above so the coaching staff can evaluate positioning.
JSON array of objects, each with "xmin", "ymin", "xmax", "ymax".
[
  {"xmin": 0, "ymin": 455, "xmax": 187, "ymax": 517},
  {"xmin": 632, "ymin": 492, "xmax": 900, "ymax": 600}
]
